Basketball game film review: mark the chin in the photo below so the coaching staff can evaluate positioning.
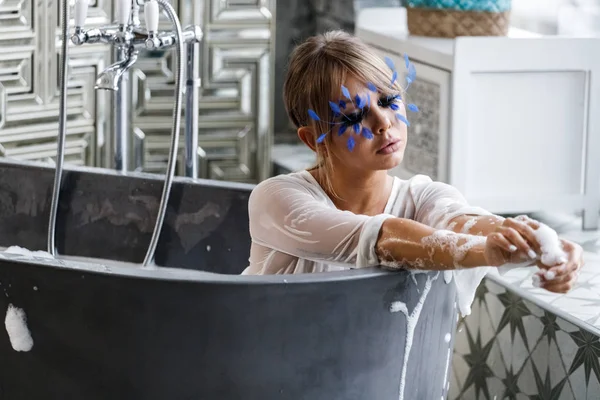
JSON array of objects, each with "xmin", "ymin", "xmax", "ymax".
[{"xmin": 375, "ymin": 151, "xmax": 405, "ymax": 171}]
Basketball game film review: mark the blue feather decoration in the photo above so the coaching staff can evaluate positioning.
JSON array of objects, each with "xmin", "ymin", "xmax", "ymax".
[
  {"xmin": 396, "ymin": 113, "xmax": 410, "ymax": 127},
  {"xmin": 329, "ymin": 101, "xmax": 341, "ymax": 115},
  {"xmin": 338, "ymin": 124, "xmax": 347, "ymax": 136},
  {"xmin": 347, "ymin": 136, "xmax": 356, "ymax": 151},
  {"xmin": 407, "ymin": 103, "xmax": 419, "ymax": 112},
  {"xmin": 353, "ymin": 123, "xmax": 360, "ymax": 134},
  {"xmin": 316, "ymin": 133, "xmax": 327, "ymax": 143},
  {"xmin": 308, "ymin": 109, "xmax": 320, "ymax": 121},
  {"xmin": 391, "ymin": 71, "xmax": 398, "ymax": 85},
  {"xmin": 361, "ymin": 127, "xmax": 374, "ymax": 139},
  {"xmin": 407, "ymin": 63, "xmax": 416, "ymax": 83},
  {"xmin": 367, "ymin": 82, "xmax": 377, "ymax": 92},
  {"xmin": 384, "ymin": 56, "xmax": 395, "ymax": 71},
  {"xmin": 341, "ymin": 85, "xmax": 351, "ymax": 100},
  {"xmin": 404, "ymin": 53, "xmax": 410, "ymax": 69},
  {"xmin": 390, "ymin": 103, "xmax": 399, "ymax": 111},
  {"xmin": 339, "ymin": 100, "xmax": 346, "ymax": 109},
  {"xmin": 356, "ymin": 95, "xmax": 365, "ymax": 109}
]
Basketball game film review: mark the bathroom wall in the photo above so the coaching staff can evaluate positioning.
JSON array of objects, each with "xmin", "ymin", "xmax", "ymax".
[{"xmin": 0, "ymin": 0, "xmax": 275, "ymax": 183}]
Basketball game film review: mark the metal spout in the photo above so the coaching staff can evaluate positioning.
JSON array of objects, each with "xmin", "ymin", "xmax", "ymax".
[{"xmin": 95, "ymin": 50, "xmax": 138, "ymax": 91}]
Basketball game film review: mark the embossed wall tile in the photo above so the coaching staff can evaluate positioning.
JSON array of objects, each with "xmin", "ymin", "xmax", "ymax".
[{"xmin": 1, "ymin": 0, "xmax": 275, "ymax": 183}]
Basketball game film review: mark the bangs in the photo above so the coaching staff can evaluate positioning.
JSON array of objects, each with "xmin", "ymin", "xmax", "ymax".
[{"xmin": 348, "ymin": 55, "xmax": 402, "ymax": 99}]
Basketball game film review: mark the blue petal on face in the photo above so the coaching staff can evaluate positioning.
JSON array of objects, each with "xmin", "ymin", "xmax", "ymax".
[
  {"xmin": 361, "ymin": 127, "xmax": 374, "ymax": 139},
  {"xmin": 353, "ymin": 123, "xmax": 360, "ymax": 134},
  {"xmin": 338, "ymin": 124, "xmax": 347, "ymax": 136},
  {"xmin": 316, "ymin": 133, "xmax": 327, "ymax": 143},
  {"xmin": 367, "ymin": 82, "xmax": 377, "ymax": 92},
  {"xmin": 347, "ymin": 136, "xmax": 356, "ymax": 151},
  {"xmin": 341, "ymin": 85, "xmax": 351, "ymax": 100},
  {"xmin": 356, "ymin": 94, "xmax": 365, "ymax": 109},
  {"xmin": 339, "ymin": 100, "xmax": 346, "ymax": 109},
  {"xmin": 390, "ymin": 103, "xmax": 399, "ymax": 111},
  {"xmin": 407, "ymin": 103, "xmax": 419, "ymax": 112},
  {"xmin": 396, "ymin": 113, "xmax": 410, "ymax": 127},
  {"xmin": 308, "ymin": 109, "xmax": 320, "ymax": 121},
  {"xmin": 329, "ymin": 101, "xmax": 341, "ymax": 115}
]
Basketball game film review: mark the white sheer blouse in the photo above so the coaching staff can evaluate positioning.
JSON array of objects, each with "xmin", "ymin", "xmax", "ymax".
[{"xmin": 242, "ymin": 170, "xmax": 492, "ymax": 275}]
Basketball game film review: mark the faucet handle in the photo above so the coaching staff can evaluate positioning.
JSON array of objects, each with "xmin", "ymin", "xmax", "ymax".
[
  {"xmin": 144, "ymin": 0, "xmax": 160, "ymax": 49},
  {"xmin": 116, "ymin": 0, "xmax": 132, "ymax": 26},
  {"xmin": 74, "ymin": 0, "xmax": 89, "ymax": 28},
  {"xmin": 144, "ymin": 0, "xmax": 159, "ymax": 33}
]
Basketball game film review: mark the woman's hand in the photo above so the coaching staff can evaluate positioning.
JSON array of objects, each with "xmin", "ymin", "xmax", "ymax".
[
  {"xmin": 484, "ymin": 217, "xmax": 541, "ymax": 267},
  {"xmin": 533, "ymin": 239, "xmax": 583, "ymax": 294},
  {"xmin": 484, "ymin": 215, "xmax": 584, "ymax": 294}
]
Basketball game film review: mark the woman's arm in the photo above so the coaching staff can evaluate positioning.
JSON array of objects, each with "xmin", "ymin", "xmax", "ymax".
[
  {"xmin": 447, "ymin": 214, "xmax": 505, "ymax": 236},
  {"xmin": 250, "ymin": 176, "xmax": 495, "ymax": 271},
  {"xmin": 375, "ymin": 217, "xmax": 488, "ymax": 271}
]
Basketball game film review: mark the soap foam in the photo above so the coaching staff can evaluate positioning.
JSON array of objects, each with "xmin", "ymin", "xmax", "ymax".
[
  {"xmin": 389, "ymin": 272, "xmax": 439, "ymax": 400},
  {"xmin": 460, "ymin": 218, "xmax": 478, "ymax": 234},
  {"xmin": 4, "ymin": 246, "xmax": 54, "ymax": 260},
  {"xmin": 533, "ymin": 223, "xmax": 567, "ymax": 266},
  {"xmin": 5, "ymin": 304, "xmax": 33, "ymax": 352}
]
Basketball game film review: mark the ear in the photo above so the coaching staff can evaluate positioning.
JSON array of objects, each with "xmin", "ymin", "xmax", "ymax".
[{"xmin": 297, "ymin": 126, "xmax": 318, "ymax": 153}]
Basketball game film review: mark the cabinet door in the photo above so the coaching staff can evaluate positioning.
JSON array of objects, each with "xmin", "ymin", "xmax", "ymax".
[{"xmin": 373, "ymin": 50, "xmax": 451, "ymax": 182}]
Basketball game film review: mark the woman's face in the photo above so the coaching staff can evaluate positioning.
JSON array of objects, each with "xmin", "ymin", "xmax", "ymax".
[{"xmin": 326, "ymin": 75, "xmax": 408, "ymax": 173}]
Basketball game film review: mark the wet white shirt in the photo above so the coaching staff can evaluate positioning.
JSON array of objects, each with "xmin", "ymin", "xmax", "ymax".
[{"xmin": 242, "ymin": 170, "xmax": 492, "ymax": 275}]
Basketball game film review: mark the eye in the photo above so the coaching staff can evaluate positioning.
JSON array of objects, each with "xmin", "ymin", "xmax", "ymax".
[
  {"xmin": 378, "ymin": 94, "xmax": 402, "ymax": 110},
  {"xmin": 341, "ymin": 109, "xmax": 366, "ymax": 127}
]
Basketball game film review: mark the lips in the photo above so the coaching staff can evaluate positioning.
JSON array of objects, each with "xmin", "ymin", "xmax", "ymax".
[{"xmin": 377, "ymin": 138, "xmax": 402, "ymax": 154}]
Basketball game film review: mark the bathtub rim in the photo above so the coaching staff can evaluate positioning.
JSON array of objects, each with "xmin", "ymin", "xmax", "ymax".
[
  {"xmin": 0, "ymin": 251, "xmax": 408, "ymax": 286},
  {"xmin": 0, "ymin": 158, "xmax": 257, "ymax": 192}
]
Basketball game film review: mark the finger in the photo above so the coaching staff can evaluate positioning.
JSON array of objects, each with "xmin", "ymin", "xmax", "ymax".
[
  {"xmin": 515, "ymin": 215, "xmax": 541, "ymax": 229},
  {"xmin": 503, "ymin": 218, "xmax": 541, "ymax": 256},
  {"xmin": 497, "ymin": 226, "xmax": 536, "ymax": 259},
  {"xmin": 538, "ymin": 270, "xmax": 575, "ymax": 284},
  {"xmin": 542, "ymin": 279, "xmax": 576, "ymax": 293},
  {"xmin": 540, "ymin": 272, "xmax": 579, "ymax": 289},
  {"xmin": 546, "ymin": 259, "xmax": 579, "ymax": 277},
  {"xmin": 488, "ymin": 232, "xmax": 518, "ymax": 254}
]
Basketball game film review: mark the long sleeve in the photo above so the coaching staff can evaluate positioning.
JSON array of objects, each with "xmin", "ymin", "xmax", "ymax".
[
  {"xmin": 408, "ymin": 176, "xmax": 492, "ymax": 229},
  {"xmin": 248, "ymin": 175, "xmax": 393, "ymax": 268}
]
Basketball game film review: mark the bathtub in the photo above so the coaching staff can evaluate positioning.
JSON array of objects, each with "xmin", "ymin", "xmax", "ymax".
[{"xmin": 0, "ymin": 159, "xmax": 457, "ymax": 400}]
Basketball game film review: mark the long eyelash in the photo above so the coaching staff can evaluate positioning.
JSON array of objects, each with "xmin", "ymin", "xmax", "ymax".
[
  {"xmin": 378, "ymin": 94, "xmax": 401, "ymax": 107},
  {"xmin": 342, "ymin": 109, "xmax": 367, "ymax": 126}
]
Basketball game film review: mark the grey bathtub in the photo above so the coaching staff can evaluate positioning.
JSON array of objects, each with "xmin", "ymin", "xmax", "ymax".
[{"xmin": 0, "ymin": 159, "xmax": 457, "ymax": 400}]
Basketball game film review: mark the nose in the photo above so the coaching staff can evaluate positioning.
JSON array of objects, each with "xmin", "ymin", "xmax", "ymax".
[{"xmin": 371, "ymin": 107, "xmax": 392, "ymax": 135}]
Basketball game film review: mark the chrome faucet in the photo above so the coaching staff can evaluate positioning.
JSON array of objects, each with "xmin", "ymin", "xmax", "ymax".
[
  {"xmin": 70, "ymin": 0, "xmax": 202, "ymax": 177},
  {"xmin": 49, "ymin": 0, "xmax": 202, "ymax": 266}
]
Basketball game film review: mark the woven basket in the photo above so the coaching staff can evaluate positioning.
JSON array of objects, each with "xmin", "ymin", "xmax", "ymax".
[{"xmin": 405, "ymin": 1, "xmax": 511, "ymax": 38}]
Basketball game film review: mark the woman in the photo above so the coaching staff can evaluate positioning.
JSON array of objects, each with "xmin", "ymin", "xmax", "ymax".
[{"xmin": 242, "ymin": 30, "xmax": 583, "ymax": 310}]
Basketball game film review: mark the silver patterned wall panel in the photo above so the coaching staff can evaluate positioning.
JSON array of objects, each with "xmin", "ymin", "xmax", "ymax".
[
  {"xmin": 0, "ymin": 0, "xmax": 111, "ymax": 166},
  {"xmin": 128, "ymin": 0, "xmax": 274, "ymax": 182},
  {"xmin": 0, "ymin": 0, "xmax": 275, "ymax": 183}
]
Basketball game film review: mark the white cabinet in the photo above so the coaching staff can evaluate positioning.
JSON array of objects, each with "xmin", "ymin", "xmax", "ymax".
[{"xmin": 357, "ymin": 8, "xmax": 600, "ymax": 230}]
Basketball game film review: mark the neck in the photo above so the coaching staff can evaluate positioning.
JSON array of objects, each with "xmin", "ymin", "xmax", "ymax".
[{"xmin": 312, "ymin": 167, "xmax": 393, "ymax": 216}]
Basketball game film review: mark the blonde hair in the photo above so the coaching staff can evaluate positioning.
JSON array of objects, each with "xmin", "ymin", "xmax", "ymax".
[{"xmin": 283, "ymin": 30, "xmax": 402, "ymax": 198}]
